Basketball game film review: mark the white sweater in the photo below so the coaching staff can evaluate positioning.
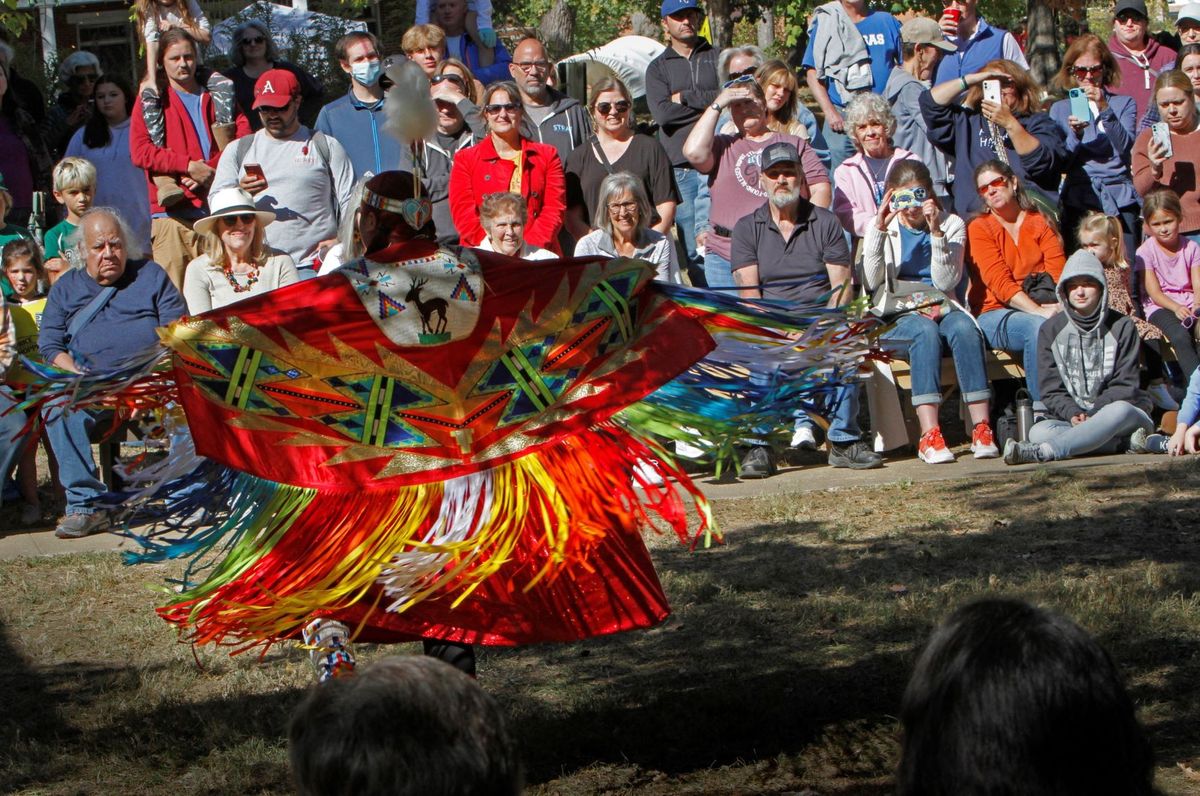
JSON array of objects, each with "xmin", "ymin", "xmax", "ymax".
[
  {"xmin": 183, "ymin": 251, "xmax": 299, "ymax": 314},
  {"xmin": 861, "ymin": 211, "xmax": 966, "ymax": 295}
]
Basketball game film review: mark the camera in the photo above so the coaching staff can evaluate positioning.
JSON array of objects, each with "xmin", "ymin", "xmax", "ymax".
[{"xmin": 890, "ymin": 187, "xmax": 927, "ymax": 211}]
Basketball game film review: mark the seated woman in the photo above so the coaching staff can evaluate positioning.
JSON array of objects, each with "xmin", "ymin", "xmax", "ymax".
[
  {"xmin": 1004, "ymin": 249, "xmax": 1153, "ymax": 464},
  {"xmin": 967, "ymin": 159, "xmax": 1066, "ymax": 408},
  {"xmin": 574, "ymin": 173, "xmax": 679, "ymax": 282},
  {"xmin": 474, "ymin": 192, "xmax": 554, "ymax": 260},
  {"xmin": 920, "ymin": 58, "xmax": 1067, "ymax": 218},
  {"xmin": 1133, "ymin": 70, "xmax": 1200, "ymax": 246},
  {"xmin": 832, "ymin": 93, "xmax": 919, "ymax": 239},
  {"xmin": 864, "ymin": 161, "xmax": 997, "ymax": 463},
  {"xmin": 183, "ymin": 187, "xmax": 299, "ymax": 314}
]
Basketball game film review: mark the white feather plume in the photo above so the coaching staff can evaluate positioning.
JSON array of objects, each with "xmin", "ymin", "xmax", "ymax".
[{"xmin": 382, "ymin": 59, "xmax": 437, "ymax": 145}]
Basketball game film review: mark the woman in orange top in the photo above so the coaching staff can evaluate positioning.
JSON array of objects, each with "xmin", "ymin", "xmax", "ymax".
[{"xmin": 967, "ymin": 159, "xmax": 1066, "ymax": 404}]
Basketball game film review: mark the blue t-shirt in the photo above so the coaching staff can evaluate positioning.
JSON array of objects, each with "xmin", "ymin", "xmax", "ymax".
[
  {"xmin": 173, "ymin": 87, "xmax": 211, "ymax": 162},
  {"xmin": 897, "ymin": 225, "xmax": 932, "ymax": 282},
  {"xmin": 802, "ymin": 11, "xmax": 903, "ymax": 108}
]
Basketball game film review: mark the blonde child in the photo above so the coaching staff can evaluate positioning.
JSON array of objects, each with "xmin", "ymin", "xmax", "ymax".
[
  {"xmin": 1076, "ymin": 212, "xmax": 1178, "ymax": 410},
  {"xmin": 133, "ymin": 0, "xmax": 235, "ymax": 207},
  {"xmin": 43, "ymin": 157, "xmax": 96, "ymax": 283},
  {"xmin": 1136, "ymin": 188, "xmax": 1200, "ymax": 379},
  {"xmin": 2, "ymin": 239, "xmax": 51, "ymax": 523}
]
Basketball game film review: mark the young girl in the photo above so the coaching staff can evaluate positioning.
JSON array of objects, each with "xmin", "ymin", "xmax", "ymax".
[
  {"xmin": 1077, "ymin": 212, "xmax": 1178, "ymax": 410},
  {"xmin": 1136, "ymin": 188, "xmax": 1200, "ymax": 379},
  {"xmin": 2, "ymin": 239, "xmax": 51, "ymax": 524},
  {"xmin": 133, "ymin": 0, "xmax": 234, "ymax": 208}
]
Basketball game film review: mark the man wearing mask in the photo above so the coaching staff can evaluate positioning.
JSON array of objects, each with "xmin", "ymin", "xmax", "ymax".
[{"xmin": 315, "ymin": 32, "xmax": 410, "ymax": 179}]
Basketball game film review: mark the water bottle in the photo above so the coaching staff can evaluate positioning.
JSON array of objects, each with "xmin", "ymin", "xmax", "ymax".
[
  {"xmin": 27, "ymin": 191, "xmax": 45, "ymax": 247},
  {"xmin": 1015, "ymin": 389, "xmax": 1035, "ymax": 442}
]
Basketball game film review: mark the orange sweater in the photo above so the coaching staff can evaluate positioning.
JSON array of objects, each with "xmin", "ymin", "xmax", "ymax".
[{"xmin": 966, "ymin": 211, "xmax": 1066, "ymax": 315}]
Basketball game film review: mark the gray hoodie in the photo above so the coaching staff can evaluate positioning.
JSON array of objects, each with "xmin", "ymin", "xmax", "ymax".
[
  {"xmin": 519, "ymin": 88, "xmax": 592, "ymax": 163},
  {"xmin": 1037, "ymin": 250, "xmax": 1150, "ymax": 418},
  {"xmin": 883, "ymin": 66, "xmax": 950, "ymax": 200}
]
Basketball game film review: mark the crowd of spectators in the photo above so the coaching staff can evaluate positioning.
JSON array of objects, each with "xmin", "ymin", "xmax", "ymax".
[{"xmin": 4, "ymin": 0, "xmax": 1200, "ymax": 536}]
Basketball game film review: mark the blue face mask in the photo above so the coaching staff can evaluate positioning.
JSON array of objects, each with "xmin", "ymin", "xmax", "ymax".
[{"xmin": 351, "ymin": 60, "xmax": 381, "ymax": 87}]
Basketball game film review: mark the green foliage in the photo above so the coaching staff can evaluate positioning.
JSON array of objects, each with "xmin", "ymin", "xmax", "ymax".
[
  {"xmin": 494, "ymin": 0, "xmax": 662, "ymax": 52},
  {"xmin": 0, "ymin": 0, "xmax": 28, "ymax": 39}
]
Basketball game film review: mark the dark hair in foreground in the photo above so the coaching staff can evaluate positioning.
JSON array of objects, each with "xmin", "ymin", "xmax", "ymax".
[
  {"xmin": 896, "ymin": 598, "xmax": 1156, "ymax": 796},
  {"xmin": 289, "ymin": 655, "xmax": 523, "ymax": 796}
]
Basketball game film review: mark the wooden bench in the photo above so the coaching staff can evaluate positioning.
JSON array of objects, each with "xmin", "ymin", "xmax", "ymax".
[{"xmin": 866, "ymin": 350, "xmax": 1026, "ymax": 452}]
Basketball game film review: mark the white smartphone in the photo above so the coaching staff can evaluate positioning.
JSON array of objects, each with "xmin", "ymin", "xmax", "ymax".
[
  {"xmin": 1151, "ymin": 122, "xmax": 1174, "ymax": 159},
  {"xmin": 982, "ymin": 79, "xmax": 1002, "ymax": 105}
]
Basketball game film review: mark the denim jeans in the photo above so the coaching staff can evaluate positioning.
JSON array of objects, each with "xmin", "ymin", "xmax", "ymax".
[
  {"xmin": 674, "ymin": 166, "xmax": 710, "ymax": 285},
  {"xmin": 0, "ymin": 388, "xmax": 25, "ymax": 507},
  {"xmin": 821, "ymin": 118, "xmax": 857, "ymax": 174},
  {"xmin": 976, "ymin": 309, "xmax": 1047, "ymax": 402},
  {"xmin": 795, "ymin": 382, "xmax": 862, "ymax": 444},
  {"xmin": 703, "ymin": 249, "xmax": 735, "ymax": 290},
  {"xmin": 881, "ymin": 311, "xmax": 991, "ymax": 406},
  {"xmin": 43, "ymin": 398, "xmax": 106, "ymax": 516},
  {"xmin": 1029, "ymin": 400, "xmax": 1153, "ymax": 459}
]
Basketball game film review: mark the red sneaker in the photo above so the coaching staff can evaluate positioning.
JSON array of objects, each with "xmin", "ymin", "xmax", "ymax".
[
  {"xmin": 971, "ymin": 422, "xmax": 1000, "ymax": 459},
  {"xmin": 918, "ymin": 426, "xmax": 955, "ymax": 464}
]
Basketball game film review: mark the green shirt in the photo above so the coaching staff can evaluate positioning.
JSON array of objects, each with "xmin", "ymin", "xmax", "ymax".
[
  {"xmin": 43, "ymin": 219, "xmax": 77, "ymax": 261},
  {"xmin": 0, "ymin": 224, "xmax": 32, "ymax": 300}
]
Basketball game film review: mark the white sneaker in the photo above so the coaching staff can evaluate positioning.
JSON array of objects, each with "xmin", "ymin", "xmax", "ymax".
[
  {"xmin": 790, "ymin": 425, "xmax": 818, "ymax": 450},
  {"xmin": 1148, "ymin": 382, "xmax": 1180, "ymax": 411},
  {"xmin": 674, "ymin": 439, "xmax": 705, "ymax": 459},
  {"xmin": 632, "ymin": 460, "xmax": 665, "ymax": 487}
]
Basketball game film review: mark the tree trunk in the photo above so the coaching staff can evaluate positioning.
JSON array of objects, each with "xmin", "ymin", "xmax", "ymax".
[
  {"xmin": 1026, "ymin": 0, "xmax": 1060, "ymax": 89},
  {"xmin": 539, "ymin": 0, "xmax": 574, "ymax": 62},
  {"xmin": 707, "ymin": 0, "xmax": 733, "ymax": 50},
  {"xmin": 757, "ymin": 9, "xmax": 775, "ymax": 52}
]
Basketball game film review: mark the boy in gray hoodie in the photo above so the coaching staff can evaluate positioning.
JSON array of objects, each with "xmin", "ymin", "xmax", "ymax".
[{"xmin": 1004, "ymin": 249, "xmax": 1154, "ymax": 464}]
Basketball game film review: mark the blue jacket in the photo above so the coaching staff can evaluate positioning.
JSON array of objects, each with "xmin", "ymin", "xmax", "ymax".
[
  {"xmin": 315, "ymin": 91, "xmax": 412, "ymax": 179},
  {"xmin": 1049, "ymin": 92, "xmax": 1138, "ymax": 215},
  {"xmin": 934, "ymin": 18, "xmax": 1016, "ymax": 84},
  {"xmin": 920, "ymin": 89, "xmax": 1067, "ymax": 217},
  {"xmin": 39, "ymin": 259, "xmax": 185, "ymax": 371},
  {"xmin": 446, "ymin": 36, "xmax": 512, "ymax": 86}
]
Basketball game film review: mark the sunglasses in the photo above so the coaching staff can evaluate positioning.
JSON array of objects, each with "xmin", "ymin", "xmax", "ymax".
[
  {"xmin": 727, "ymin": 66, "xmax": 758, "ymax": 80},
  {"xmin": 484, "ymin": 102, "xmax": 520, "ymax": 115},
  {"xmin": 723, "ymin": 74, "xmax": 756, "ymax": 89},
  {"xmin": 72, "ymin": 74, "xmax": 98, "ymax": 84},
  {"xmin": 1116, "ymin": 12, "xmax": 1146, "ymax": 22},
  {"xmin": 976, "ymin": 176, "xmax": 1008, "ymax": 195},
  {"xmin": 596, "ymin": 100, "xmax": 630, "ymax": 116},
  {"xmin": 432, "ymin": 73, "xmax": 466, "ymax": 88},
  {"xmin": 241, "ymin": 36, "xmax": 266, "ymax": 45},
  {"xmin": 1070, "ymin": 64, "xmax": 1103, "ymax": 76},
  {"xmin": 220, "ymin": 213, "xmax": 257, "ymax": 227}
]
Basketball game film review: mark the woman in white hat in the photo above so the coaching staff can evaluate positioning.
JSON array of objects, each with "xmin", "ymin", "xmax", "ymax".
[{"xmin": 183, "ymin": 187, "xmax": 298, "ymax": 313}]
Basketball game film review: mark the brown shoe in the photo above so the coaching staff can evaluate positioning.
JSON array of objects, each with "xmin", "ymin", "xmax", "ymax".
[{"xmin": 154, "ymin": 175, "xmax": 185, "ymax": 208}]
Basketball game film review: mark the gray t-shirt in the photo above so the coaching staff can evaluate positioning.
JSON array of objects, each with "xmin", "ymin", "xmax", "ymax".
[
  {"xmin": 212, "ymin": 126, "xmax": 356, "ymax": 268},
  {"xmin": 730, "ymin": 201, "xmax": 851, "ymax": 305}
]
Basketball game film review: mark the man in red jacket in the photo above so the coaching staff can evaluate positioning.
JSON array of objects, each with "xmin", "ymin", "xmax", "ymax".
[{"xmin": 130, "ymin": 28, "xmax": 250, "ymax": 291}]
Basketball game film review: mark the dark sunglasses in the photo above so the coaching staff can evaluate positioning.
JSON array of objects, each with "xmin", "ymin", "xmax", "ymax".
[
  {"xmin": 976, "ymin": 176, "xmax": 1008, "ymax": 195},
  {"xmin": 595, "ymin": 100, "xmax": 630, "ymax": 116},
  {"xmin": 432, "ymin": 73, "xmax": 466, "ymax": 88},
  {"xmin": 1070, "ymin": 64, "xmax": 1103, "ymax": 76},
  {"xmin": 728, "ymin": 66, "xmax": 758, "ymax": 80},
  {"xmin": 220, "ymin": 213, "xmax": 258, "ymax": 226},
  {"xmin": 484, "ymin": 102, "xmax": 520, "ymax": 114},
  {"xmin": 722, "ymin": 74, "xmax": 755, "ymax": 89},
  {"xmin": 241, "ymin": 36, "xmax": 266, "ymax": 45}
]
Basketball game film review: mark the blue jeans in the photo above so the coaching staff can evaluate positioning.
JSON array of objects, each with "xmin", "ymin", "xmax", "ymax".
[
  {"xmin": 44, "ymin": 399, "xmax": 106, "ymax": 516},
  {"xmin": 821, "ymin": 118, "xmax": 857, "ymax": 174},
  {"xmin": 881, "ymin": 311, "xmax": 991, "ymax": 406},
  {"xmin": 977, "ymin": 309, "xmax": 1047, "ymax": 402},
  {"xmin": 795, "ymin": 383, "xmax": 862, "ymax": 444},
  {"xmin": 0, "ymin": 388, "xmax": 25, "ymax": 507},
  {"xmin": 704, "ymin": 249, "xmax": 734, "ymax": 289},
  {"xmin": 674, "ymin": 166, "xmax": 710, "ymax": 284},
  {"xmin": 1029, "ymin": 400, "xmax": 1153, "ymax": 459}
]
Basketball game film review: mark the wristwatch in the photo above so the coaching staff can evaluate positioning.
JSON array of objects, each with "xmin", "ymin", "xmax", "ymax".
[{"xmin": 710, "ymin": 100, "xmax": 722, "ymax": 112}]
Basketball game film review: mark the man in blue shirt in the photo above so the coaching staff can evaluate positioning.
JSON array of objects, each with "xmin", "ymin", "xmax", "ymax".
[
  {"xmin": 802, "ymin": 0, "xmax": 903, "ymax": 171},
  {"xmin": 933, "ymin": 0, "xmax": 1028, "ymax": 85},
  {"xmin": 315, "ymin": 32, "xmax": 409, "ymax": 180}
]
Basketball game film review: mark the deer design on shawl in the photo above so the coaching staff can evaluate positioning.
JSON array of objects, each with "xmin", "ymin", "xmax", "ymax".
[{"xmin": 405, "ymin": 278, "xmax": 448, "ymax": 335}]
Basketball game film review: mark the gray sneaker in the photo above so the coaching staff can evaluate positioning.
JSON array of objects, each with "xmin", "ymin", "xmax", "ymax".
[
  {"xmin": 1129, "ymin": 427, "xmax": 1169, "ymax": 454},
  {"xmin": 828, "ymin": 440, "xmax": 883, "ymax": 470},
  {"xmin": 1003, "ymin": 439, "xmax": 1052, "ymax": 465},
  {"xmin": 54, "ymin": 512, "xmax": 109, "ymax": 539}
]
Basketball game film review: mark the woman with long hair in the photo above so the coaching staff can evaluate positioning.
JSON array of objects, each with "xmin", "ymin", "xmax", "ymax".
[
  {"xmin": 65, "ymin": 75, "xmax": 152, "ymax": 252},
  {"xmin": 0, "ymin": 58, "xmax": 52, "ymax": 227},
  {"xmin": 967, "ymin": 159, "xmax": 1067, "ymax": 407},
  {"xmin": 564, "ymin": 76, "xmax": 678, "ymax": 241},
  {"xmin": 221, "ymin": 20, "xmax": 323, "ymax": 130},
  {"xmin": 1133, "ymin": 70, "xmax": 1200, "ymax": 245},
  {"xmin": 920, "ymin": 58, "xmax": 1067, "ymax": 218}
]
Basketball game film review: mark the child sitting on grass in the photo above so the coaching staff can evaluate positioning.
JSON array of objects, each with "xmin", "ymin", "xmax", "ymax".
[
  {"xmin": 43, "ymin": 157, "xmax": 96, "ymax": 283},
  {"xmin": 1004, "ymin": 249, "xmax": 1154, "ymax": 464}
]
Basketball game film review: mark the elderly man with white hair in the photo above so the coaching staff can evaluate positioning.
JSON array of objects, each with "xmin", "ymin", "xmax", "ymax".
[{"xmin": 38, "ymin": 207, "xmax": 186, "ymax": 539}]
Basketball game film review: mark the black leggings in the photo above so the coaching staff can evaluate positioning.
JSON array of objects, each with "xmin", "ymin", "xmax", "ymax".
[
  {"xmin": 423, "ymin": 638, "xmax": 476, "ymax": 677},
  {"xmin": 1149, "ymin": 308, "xmax": 1200, "ymax": 377}
]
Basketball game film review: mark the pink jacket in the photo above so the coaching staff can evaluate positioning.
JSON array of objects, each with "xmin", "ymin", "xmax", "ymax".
[{"xmin": 832, "ymin": 148, "xmax": 919, "ymax": 238}]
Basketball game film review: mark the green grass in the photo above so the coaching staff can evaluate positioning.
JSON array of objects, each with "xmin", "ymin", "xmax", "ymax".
[{"xmin": 2, "ymin": 460, "xmax": 1200, "ymax": 794}]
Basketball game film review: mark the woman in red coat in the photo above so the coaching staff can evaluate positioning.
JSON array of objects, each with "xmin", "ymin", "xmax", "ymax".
[{"xmin": 449, "ymin": 81, "xmax": 566, "ymax": 253}]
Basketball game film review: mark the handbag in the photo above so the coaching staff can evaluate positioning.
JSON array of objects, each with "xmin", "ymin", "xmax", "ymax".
[
  {"xmin": 1022, "ymin": 271, "xmax": 1057, "ymax": 305},
  {"xmin": 868, "ymin": 234, "xmax": 951, "ymax": 321}
]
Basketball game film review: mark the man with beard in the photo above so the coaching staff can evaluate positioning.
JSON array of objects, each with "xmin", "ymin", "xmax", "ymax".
[
  {"xmin": 510, "ymin": 37, "xmax": 589, "ymax": 163},
  {"xmin": 729, "ymin": 141, "xmax": 881, "ymax": 475}
]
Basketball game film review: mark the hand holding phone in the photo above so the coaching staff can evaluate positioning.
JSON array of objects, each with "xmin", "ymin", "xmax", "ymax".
[
  {"xmin": 241, "ymin": 163, "xmax": 268, "ymax": 194},
  {"xmin": 1151, "ymin": 122, "xmax": 1174, "ymax": 160},
  {"xmin": 982, "ymin": 79, "xmax": 1002, "ymax": 106},
  {"xmin": 1068, "ymin": 87, "xmax": 1092, "ymax": 125},
  {"xmin": 244, "ymin": 163, "xmax": 266, "ymax": 182}
]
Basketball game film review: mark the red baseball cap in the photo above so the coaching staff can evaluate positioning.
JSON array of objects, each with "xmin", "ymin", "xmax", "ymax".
[{"xmin": 253, "ymin": 69, "xmax": 299, "ymax": 109}]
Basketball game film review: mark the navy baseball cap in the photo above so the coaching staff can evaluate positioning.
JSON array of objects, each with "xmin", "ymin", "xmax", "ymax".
[
  {"xmin": 661, "ymin": 0, "xmax": 701, "ymax": 17},
  {"xmin": 760, "ymin": 141, "xmax": 801, "ymax": 171}
]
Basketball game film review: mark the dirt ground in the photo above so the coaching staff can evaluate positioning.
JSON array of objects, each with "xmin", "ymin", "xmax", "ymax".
[{"xmin": 1, "ymin": 460, "xmax": 1199, "ymax": 795}]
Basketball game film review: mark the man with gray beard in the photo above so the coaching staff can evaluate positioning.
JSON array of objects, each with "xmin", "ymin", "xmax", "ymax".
[{"xmin": 730, "ymin": 141, "xmax": 881, "ymax": 475}]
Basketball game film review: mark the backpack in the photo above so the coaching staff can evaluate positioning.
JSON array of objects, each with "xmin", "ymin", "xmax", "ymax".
[{"xmin": 230, "ymin": 130, "xmax": 339, "ymax": 223}]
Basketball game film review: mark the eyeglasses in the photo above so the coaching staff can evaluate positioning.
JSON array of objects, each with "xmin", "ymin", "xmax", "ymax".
[
  {"xmin": 241, "ymin": 36, "xmax": 266, "ymax": 45},
  {"xmin": 484, "ymin": 102, "xmax": 520, "ymax": 115},
  {"xmin": 723, "ymin": 74, "xmax": 755, "ymax": 89},
  {"xmin": 1115, "ymin": 12, "xmax": 1146, "ymax": 23},
  {"xmin": 608, "ymin": 201, "xmax": 638, "ymax": 213},
  {"xmin": 596, "ymin": 100, "xmax": 630, "ymax": 116},
  {"xmin": 1070, "ymin": 64, "xmax": 1103, "ymax": 77},
  {"xmin": 727, "ymin": 66, "xmax": 758, "ymax": 80},
  {"xmin": 220, "ymin": 214, "xmax": 258, "ymax": 227},
  {"xmin": 976, "ymin": 176, "xmax": 1008, "ymax": 195},
  {"xmin": 513, "ymin": 60, "xmax": 551, "ymax": 72},
  {"xmin": 73, "ymin": 74, "xmax": 98, "ymax": 84},
  {"xmin": 432, "ymin": 73, "xmax": 466, "ymax": 88}
]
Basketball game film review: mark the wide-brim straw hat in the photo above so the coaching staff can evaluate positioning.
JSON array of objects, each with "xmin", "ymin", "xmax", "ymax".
[{"xmin": 195, "ymin": 187, "xmax": 276, "ymax": 237}]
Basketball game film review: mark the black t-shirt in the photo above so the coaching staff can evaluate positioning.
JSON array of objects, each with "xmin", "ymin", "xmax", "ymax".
[
  {"xmin": 564, "ymin": 134, "xmax": 680, "ymax": 228},
  {"xmin": 730, "ymin": 202, "xmax": 851, "ymax": 305}
]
